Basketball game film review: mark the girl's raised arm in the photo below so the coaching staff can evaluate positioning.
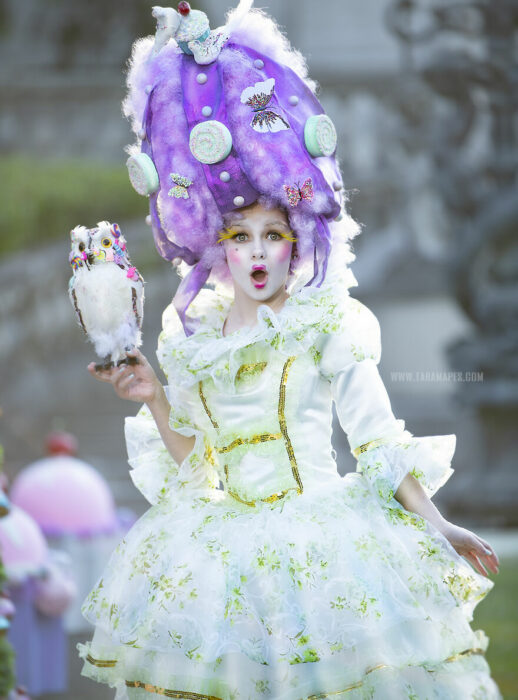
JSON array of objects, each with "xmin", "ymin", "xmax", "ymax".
[{"xmin": 87, "ymin": 347, "xmax": 195, "ymax": 464}]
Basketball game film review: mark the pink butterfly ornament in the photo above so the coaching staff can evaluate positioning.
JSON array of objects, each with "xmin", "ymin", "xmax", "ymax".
[{"xmin": 284, "ymin": 177, "xmax": 314, "ymax": 207}]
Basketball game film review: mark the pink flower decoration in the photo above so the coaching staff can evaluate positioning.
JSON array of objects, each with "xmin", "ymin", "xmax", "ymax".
[{"xmin": 127, "ymin": 266, "xmax": 137, "ymax": 279}]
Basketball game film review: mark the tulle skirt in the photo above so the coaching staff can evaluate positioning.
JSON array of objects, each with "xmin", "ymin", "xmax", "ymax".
[{"xmin": 77, "ymin": 472, "xmax": 501, "ymax": 699}]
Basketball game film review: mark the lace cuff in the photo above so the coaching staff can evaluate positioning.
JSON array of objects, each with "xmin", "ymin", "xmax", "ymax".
[
  {"xmin": 124, "ymin": 395, "xmax": 219, "ymax": 507},
  {"xmin": 355, "ymin": 434, "xmax": 456, "ymax": 501}
]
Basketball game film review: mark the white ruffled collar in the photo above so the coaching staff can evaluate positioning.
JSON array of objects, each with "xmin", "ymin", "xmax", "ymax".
[{"xmin": 157, "ymin": 268, "xmax": 358, "ymax": 391}]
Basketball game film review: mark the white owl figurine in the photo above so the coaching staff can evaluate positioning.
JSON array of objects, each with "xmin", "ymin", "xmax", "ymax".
[{"xmin": 68, "ymin": 221, "xmax": 145, "ymax": 370}]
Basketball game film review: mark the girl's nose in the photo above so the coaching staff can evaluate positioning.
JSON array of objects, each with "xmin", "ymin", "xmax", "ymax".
[{"xmin": 251, "ymin": 242, "xmax": 266, "ymax": 259}]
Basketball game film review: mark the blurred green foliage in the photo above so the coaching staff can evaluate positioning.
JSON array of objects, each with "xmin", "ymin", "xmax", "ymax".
[
  {"xmin": 473, "ymin": 558, "xmax": 518, "ymax": 699},
  {"xmin": 0, "ymin": 156, "xmax": 147, "ymax": 257}
]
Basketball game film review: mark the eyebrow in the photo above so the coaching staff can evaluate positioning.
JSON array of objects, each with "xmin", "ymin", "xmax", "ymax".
[{"xmin": 226, "ymin": 219, "xmax": 290, "ymax": 229}]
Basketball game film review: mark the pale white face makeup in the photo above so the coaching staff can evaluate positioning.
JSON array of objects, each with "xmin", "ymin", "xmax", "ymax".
[{"xmin": 220, "ymin": 202, "xmax": 295, "ymax": 303}]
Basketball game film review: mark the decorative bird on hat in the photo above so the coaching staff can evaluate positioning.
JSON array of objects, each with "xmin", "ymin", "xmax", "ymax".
[
  {"xmin": 151, "ymin": 1, "xmax": 253, "ymax": 64},
  {"xmin": 68, "ymin": 222, "xmax": 145, "ymax": 371}
]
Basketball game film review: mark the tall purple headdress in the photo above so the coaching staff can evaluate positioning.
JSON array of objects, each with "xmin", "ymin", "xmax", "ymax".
[{"xmin": 123, "ymin": 1, "xmax": 347, "ymax": 334}]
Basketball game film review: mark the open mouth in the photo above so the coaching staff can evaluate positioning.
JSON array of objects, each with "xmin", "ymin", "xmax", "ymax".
[{"xmin": 250, "ymin": 269, "xmax": 268, "ymax": 287}]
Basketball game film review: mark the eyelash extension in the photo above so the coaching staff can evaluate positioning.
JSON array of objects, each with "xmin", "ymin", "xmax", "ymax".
[
  {"xmin": 216, "ymin": 227, "xmax": 239, "ymax": 243},
  {"xmin": 277, "ymin": 230, "xmax": 297, "ymax": 242}
]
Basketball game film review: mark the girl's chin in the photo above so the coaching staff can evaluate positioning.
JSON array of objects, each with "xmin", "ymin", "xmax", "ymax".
[{"xmin": 236, "ymin": 279, "xmax": 286, "ymax": 300}]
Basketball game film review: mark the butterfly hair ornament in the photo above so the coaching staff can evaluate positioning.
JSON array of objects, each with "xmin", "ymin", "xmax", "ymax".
[
  {"xmin": 241, "ymin": 78, "xmax": 290, "ymax": 133},
  {"xmin": 124, "ymin": 1, "xmax": 359, "ymax": 335},
  {"xmin": 284, "ymin": 178, "xmax": 314, "ymax": 207}
]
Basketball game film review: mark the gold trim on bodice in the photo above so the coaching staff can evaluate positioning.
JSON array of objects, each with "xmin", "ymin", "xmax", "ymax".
[
  {"xmin": 235, "ymin": 361, "xmax": 267, "ymax": 382},
  {"xmin": 216, "ymin": 432, "xmax": 282, "ymax": 453},
  {"xmin": 198, "ymin": 382, "xmax": 219, "ymax": 430},
  {"xmin": 198, "ymin": 356, "xmax": 302, "ymax": 506},
  {"xmin": 279, "ymin": 356, "xmax": 303, "ymax": 494}
]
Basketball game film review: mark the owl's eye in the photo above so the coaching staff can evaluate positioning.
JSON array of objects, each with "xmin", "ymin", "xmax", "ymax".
[
  {"xmin": 78, "ymin": 242, "xmax": 85, "ymax": 252},
  {"xmin": 101, "ymin": 238, "xmax": 113, "ymax": 248}
]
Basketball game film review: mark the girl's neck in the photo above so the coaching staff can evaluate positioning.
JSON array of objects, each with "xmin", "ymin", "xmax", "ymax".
[{"xmin": 223, "ymin": 285, "xmax": 290, "ymax": 336}]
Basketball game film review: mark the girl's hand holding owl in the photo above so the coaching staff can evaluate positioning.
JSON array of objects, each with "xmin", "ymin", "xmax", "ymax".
[{"xmin": 87, "ymin": 348, "xmax": 162, "ymax": 405}]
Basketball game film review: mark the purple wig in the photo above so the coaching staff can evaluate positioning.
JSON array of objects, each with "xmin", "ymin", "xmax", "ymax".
[{"xmin": 123, "ymin": 2, "xmax": 354, "ymax": 334}]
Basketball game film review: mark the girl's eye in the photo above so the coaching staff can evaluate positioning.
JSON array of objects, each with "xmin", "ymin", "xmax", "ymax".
[
  {"xmin": 78, "ymin": 242, "xmax": 85, "ymax": 252},
  {"xmin": 233, "ymin": 232, "xmax": 248, "ymax": 242},
  {"xmin": 267, "ymin": 231, "xmax": 281, "ymax": 240},
  {"xmin": 102, "ymin": 238, "xmax": 113, "ymax": 248}
]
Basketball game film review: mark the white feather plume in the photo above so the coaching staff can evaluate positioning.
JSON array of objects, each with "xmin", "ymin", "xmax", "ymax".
[{"xmin": 223, "ymin": 0, "xmax": 254, "ymax": 35}]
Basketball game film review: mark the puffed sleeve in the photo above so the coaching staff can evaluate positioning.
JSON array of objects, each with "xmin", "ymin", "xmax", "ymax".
[
  {"xmin": 317, "ymin": 297, "xmax": 455, "ymax": 502},
  {"xmin": 124, "ymin": 387, "xmax": 220, "ymax": 507},
  {"xmin": 123, "ymin": 308, "xmax": 220, "ymax": 507}
]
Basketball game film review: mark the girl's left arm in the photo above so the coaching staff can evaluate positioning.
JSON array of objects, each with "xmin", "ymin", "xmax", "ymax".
[
  {"xmin": 317, "ymin": 295, "xmax": 500, "ymax": 578},
  {"xmin": 394, "ymin": 472, "xmax": 499, "ymax": 577}
]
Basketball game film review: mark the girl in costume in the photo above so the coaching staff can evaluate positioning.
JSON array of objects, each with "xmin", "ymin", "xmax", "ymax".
[{"xmin": 77, "ymin": 2, "xmax": 501, "ymax": 698}]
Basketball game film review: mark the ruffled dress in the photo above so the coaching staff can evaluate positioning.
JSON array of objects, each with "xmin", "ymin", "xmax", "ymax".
[{"xmin": 77, "ymin": 279, "xmax": 501, "ymax": 700}]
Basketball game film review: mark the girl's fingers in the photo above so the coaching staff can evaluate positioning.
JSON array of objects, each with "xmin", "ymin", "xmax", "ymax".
[
  {"xmin": 114, "ymin": 367, "xmax": 134, "ymax": 389},
  {"xmin": 473, "ymin": 539, "xmax": 491, "ymax": 557},
  {"xmin": 473, "ymin": 535, "xmax": 491, "ymax": 554},
  {"xmin": 88, "ymin": 364, "xmax": 116, "ymax": 382},
  {"xmin": 485, "ymin": 556, "xmax": 499, "ymax": 575},
  {"xmin": 126, "ymin": 347, "xmax": 144, "ymax": 365},
  {"xmin": 477, "ymin": 537, "xmax": 500, "ymax": 566},
  {"xmin": 118, "ymin": 373, "xmax": 136, "ymax": 392},
  {"xmin": 465, "ymin": 551, "xmax": 488, "ymax": 577}
]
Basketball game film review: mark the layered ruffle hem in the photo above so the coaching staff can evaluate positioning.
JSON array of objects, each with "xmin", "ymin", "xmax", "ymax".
[{"xmin": 77, "ymin": 412, "xmax": 499, "ymax": 699}]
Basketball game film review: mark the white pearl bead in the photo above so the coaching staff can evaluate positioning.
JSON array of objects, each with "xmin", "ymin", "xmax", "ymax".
[
  {"xmin": 197, "ymin": 73, "xmax": 208, "ymax": 84},
  {"xmin": 335, "ymin": 212, "xmax": 344, "ymax": 222},
  {"xmin": 233, "ymin": 196, "xmax": 245, "ymax": 207},
  {"xmin": 138, "ymin": 128, "xmax": 146, "ymax": 140},
  {"xmin": 172, "ymin": 257, "xmax": 182, "ymax": 267},
  {"xmin": 333, "ymin": 181, "xmax": 343, "ymax": 191},
  {"xmin": 254, "ymin": 59, "xmax": 264, "ymax": 69},
  {"xmin": 289, "ymin": 95, "xmax": 299, "ymax": 106},
  {"xmin": 201, "ymin": 106, "xmax": 212, "ymax": 117},
  {"xmin": 219, "ymin": 171, "xmax": 231, "ymax": 182},
  {"xmin": 145, "ymin": 215, "xmax": 152, "ymax": 226},
  {"xmin": 145, "ymin": 84, "xmax": 152, "ymax": 95}
]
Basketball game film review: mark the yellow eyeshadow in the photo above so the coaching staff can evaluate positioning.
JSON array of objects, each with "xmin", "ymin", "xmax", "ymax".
[{"xmin": 216, "ymin": 227, "xmax": 297, "ymax": 244}]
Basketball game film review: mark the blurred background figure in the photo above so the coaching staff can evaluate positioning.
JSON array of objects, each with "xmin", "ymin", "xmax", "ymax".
[{"xmin": 0, "ymin": 1, "xmax": 516, "ymax": 698}]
